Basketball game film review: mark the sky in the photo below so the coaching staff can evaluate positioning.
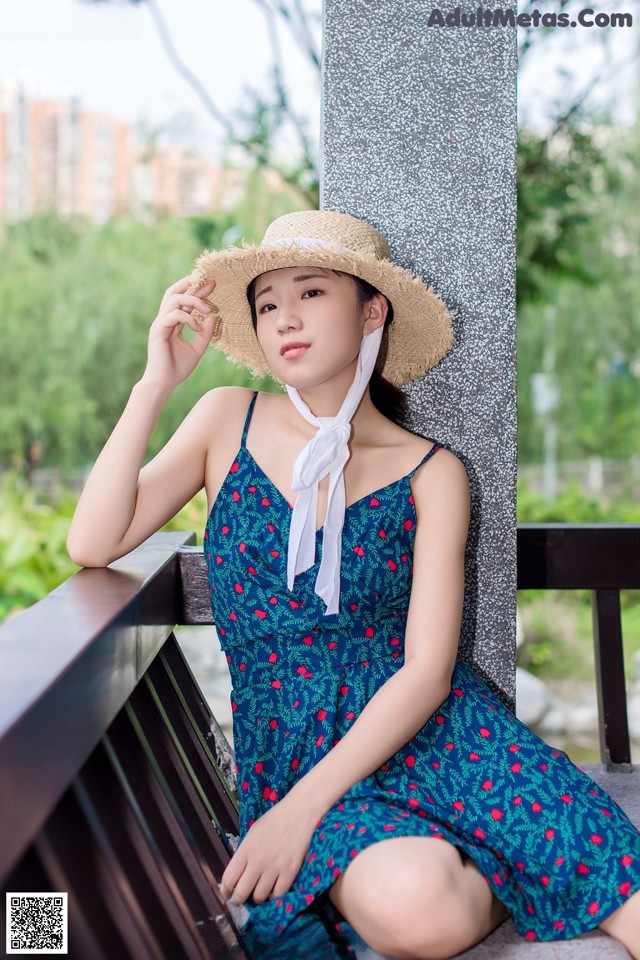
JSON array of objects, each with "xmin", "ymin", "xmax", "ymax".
[
  {"xmin": 0, "ymin": 0, "xmax": 322, "ymax": 160},
  {"xmin": 0, "ymin": 0, "xmax": 637, "ymax": 164}
]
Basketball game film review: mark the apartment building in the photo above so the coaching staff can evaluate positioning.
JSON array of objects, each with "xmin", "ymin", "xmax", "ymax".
[{"xmin": 0, "ymin": 82, "xmax": 249, "ymax": 223}]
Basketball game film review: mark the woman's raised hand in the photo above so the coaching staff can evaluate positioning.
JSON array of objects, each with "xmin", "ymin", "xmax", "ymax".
[{"xmin": 141, "ymin": 274, "xmax": 218, "ymax": 392}]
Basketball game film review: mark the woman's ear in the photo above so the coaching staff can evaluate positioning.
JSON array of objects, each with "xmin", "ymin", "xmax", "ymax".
[{"xmin": 362, "ymin": 293, "xmax": 388, "ymax": 333}]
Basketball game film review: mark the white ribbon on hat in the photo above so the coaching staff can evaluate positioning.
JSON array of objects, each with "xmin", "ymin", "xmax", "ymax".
[
  {"xmin": 269, "ymin": 236, "xmax": 354, "ymax": 254},
  {"xmin": 285, "ymin": 323, "xmax": 384, "ymax": 616}
]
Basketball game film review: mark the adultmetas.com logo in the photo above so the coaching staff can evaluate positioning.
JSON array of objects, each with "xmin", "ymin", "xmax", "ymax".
[{"xmin": 426, "ymin": 6, "xmax": 633, "ymax": 27}]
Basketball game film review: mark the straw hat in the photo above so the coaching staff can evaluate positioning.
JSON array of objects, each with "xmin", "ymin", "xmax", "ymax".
[{"xmin": 188, "ymin": 209, "xmax": 454, "ymax": 387}]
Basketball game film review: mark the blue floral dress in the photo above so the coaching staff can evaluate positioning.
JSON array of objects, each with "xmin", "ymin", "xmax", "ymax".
[{"xmin": 204, "ymin": 390, "xmax": 640, "ymax": 959}]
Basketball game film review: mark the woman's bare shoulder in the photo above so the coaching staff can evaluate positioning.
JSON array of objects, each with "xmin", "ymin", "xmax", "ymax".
[
  {"xmin": 375, "ymin": 416, "xmax": 446, "ymax": 461},
  {"xmin": 199, "ymin": 385, "xmax": 255, "ymax": 420},
  {"xmin": 202, "ymin": 384, "xmax": 256, "ymax": 405},
  {"xmin": 411, "ymin": 438, "xmax": 470, "ymax": 521},
  {"xmin": 198, "ymin": 385, "xmax": 256, "ymax": 447}
]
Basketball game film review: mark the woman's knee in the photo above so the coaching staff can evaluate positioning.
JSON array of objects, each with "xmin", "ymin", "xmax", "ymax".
[
  {"xmin": 381, "ymin": 838, "xmax": 464, "ymax": 917},
  {"xmin": 378, "ymin": 865, "xmax": 480, "ymax": 960},
  {"xmin": 599, "ymin": 889, "xmax": 640, "ymax": 960},
  {"xmin": 330, "ymin": 837, "xmax": 476, "ymax": 959}
]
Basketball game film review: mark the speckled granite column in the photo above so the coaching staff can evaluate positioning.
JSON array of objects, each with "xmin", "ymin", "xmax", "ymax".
[{"xmin": 321, "ymin": 2, "xmax": 518, "ymax": 706}]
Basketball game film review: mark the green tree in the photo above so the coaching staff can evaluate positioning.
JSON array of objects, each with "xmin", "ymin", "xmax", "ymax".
[
  {"xmin": 517, "ymin": 121, "xmax": 640, "ymax": 464},
  {"xmin": 0, "ymin": 173, "xmax": 306, "ymax": 472}
]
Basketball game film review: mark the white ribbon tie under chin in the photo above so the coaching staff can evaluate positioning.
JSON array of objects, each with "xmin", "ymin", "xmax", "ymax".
[{"xmin": 285, "ymin": 324, "xmax": 384, "ymax": 616}]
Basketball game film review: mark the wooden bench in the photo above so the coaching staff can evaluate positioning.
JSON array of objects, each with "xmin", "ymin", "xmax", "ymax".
[
  {"xmin": 1, "ymin": 526, "xmax": 638, "ymax": 959},
  {"xmin": 0, "ymin": 533, "xmax": 247, "ymax": 960}
]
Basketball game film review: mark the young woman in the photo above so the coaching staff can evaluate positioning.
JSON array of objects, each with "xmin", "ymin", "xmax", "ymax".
[{"xmin": 67, "ymin": 210, "xmax": 640, "ymax": 960}]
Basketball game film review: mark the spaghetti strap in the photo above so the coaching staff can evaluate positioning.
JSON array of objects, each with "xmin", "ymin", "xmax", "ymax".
[
  {"xmin": 240, "ymin": 390, "xmax": 259, "ymax": 449},
  {"xmin": 407, "ymin": 440, "xmax": 441, "ymax": 478}
]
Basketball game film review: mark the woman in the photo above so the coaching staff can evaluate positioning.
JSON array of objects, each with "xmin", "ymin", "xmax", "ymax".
[{"xmin": 67, "ymin": 210, "xmax": 640, "ymax": 959}]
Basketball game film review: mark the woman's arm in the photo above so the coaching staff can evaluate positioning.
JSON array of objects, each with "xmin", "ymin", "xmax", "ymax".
[
  {"xmin": 66, "ymin": 380, "xmax": 217, "ymax": 567},
  {"xmin": 284, "ymin": 448, "xmax": 471, "ymax": 823},
  {"xmin": 66, "ymin": 274, "xmax": 218, "ymax": 567}
]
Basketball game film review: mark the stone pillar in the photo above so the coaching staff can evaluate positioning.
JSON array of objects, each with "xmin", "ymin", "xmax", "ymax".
[{"xmin": 321, "ymin": 2, "xmax": 518, "ymax": 706}]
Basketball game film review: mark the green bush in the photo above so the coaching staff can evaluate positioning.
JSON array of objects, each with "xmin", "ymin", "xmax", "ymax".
[
  {"xmin": 0, "ymin": 472, "xmax": 79, "ymax": 623},
  {"xmin": 517, "ymin": 475, "xmax": 640, "ymax": 524}
]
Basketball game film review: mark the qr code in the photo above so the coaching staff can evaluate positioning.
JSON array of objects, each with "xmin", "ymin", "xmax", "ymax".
[{"xmin": 6, "ymin": 893, "xmax": 68, "ymax": 954}]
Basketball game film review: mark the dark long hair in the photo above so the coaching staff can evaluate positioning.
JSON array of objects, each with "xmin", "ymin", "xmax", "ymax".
[{"xmin": 246, "ymin": 269, "xmax": 409, "ymax": 427}]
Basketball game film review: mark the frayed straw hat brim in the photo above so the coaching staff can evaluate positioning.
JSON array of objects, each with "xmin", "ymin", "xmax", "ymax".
[{"xmin": 188, "ymin": 226, "xmax": 454, "ymax": 388}]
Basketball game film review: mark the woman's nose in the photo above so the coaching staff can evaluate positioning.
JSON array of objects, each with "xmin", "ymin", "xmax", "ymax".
[{"xmin": 276, "ymin": 302, "xmax": 302, "ymax": 330}]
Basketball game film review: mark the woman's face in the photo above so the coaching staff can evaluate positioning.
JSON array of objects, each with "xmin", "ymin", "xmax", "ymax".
[{"xmin": 253, "ymin": 266, "xmax": 386, "ymax": 389}]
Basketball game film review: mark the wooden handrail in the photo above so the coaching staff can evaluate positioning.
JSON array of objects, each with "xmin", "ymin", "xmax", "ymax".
[
  {"xmin": 0, "ymin": 532, "xmax": 195, "ymax": 883},
  {"xmin": 516, "ymin": 523, "xmax": 640, "ymax": 590},
  {"xmin": 517, "ymin": 524, "xmax": 640, "ymax": 771}
]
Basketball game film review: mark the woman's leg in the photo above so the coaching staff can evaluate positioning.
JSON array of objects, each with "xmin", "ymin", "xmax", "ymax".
[
  {"xmin": 599, "ymin": 890, "xmax": 640, "ymax": 960},
  {"xmin": 327, "ymin": 835, "xmax": 509, "ymax": 960}
]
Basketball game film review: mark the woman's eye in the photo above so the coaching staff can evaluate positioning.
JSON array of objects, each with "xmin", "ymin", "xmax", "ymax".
[
  {"xmin": 259, "ymin": 302, "xmax": 276, "ymax": 314},
  {"xmin": 303, "ymin": 289, "xmax": 322, "ymax": 298}
]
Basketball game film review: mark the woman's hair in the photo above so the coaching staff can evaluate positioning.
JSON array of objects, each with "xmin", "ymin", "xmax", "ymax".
[{"xmin": 246, "ymin": 269, "xmax": 409, "ymax": 427}]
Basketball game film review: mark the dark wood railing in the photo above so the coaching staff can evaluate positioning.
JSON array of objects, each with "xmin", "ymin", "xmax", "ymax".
[
  {"xmin": 517, "ymin": 524, "xmax": 640, "ymax": 771},
  {"xmin": 1, "ymin": 524, "xmax": 638, "ymax": 959},
  {"xmin": 0, "ymin": 533, "xmax": 246, "ymax": 960}
]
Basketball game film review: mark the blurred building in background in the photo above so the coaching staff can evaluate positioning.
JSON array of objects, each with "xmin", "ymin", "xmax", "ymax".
[{"xmin": 0, "ymin": 80, "xmax": 253, "ymax": 223}]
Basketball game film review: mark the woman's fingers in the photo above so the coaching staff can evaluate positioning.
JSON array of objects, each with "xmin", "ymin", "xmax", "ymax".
[
  {"xmin": 168, "ymin": 274, "xmax": 216, "ymax": 295},
  {"xmin": 173, "ymin": 293, "xmax": 213, "ymax": 313},
  {"xmin": 156, "ymin": 308, "xmax": 208, "ymax": 334},
  {"xmin": 192, "ymin": 275, "xmax": 216, "ymax": 292},
  {"xmin": 269, "ymin": 872, "xmax": 294, "ymax": 899},
  {"xmin": 232, "ymin": 869, "xmax": 262, "ymax": 906},
  {"xmin": 141, "ymin": 274, "xmax": 218, "ymax": 390},
  {"xmin": 251, "ymin": 871, "xmax": 281, "ymax": 904},
  {"xmin": 160, "ymin": 275, "xmax": 216, "ymax": 312},
  {"xmin": 223, "ymin": 858, "xmax": 292, "ymax": 906},
  {"xmin": 220, "ymin": 850, "xmax": 248, "ymax": 901},
  {"xmin": 222, "ymin": 857, "xmax": 264, "ymax": 906}
]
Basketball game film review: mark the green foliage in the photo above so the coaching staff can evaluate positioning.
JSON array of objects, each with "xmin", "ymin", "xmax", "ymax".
[
  {"xmin": 0, "ymin": 472, "xmax": 80, "ymax": 623},
  {"xmin": 218, "ymin": 56, "xmax": 320, "ymax": 208},
  {"xmin": 0, "ymin": 204, "xmax": 293, "ymax": 474},
  {"xmin": 517, "ymin": 590, "xmax": 597, "ymax": 681},
  {"xmin": 516, "ymin": 126, "xmax": 618, "ymax": 304},
  {"xmin": 517, "ymin": 124, "xmax": 640, "ymax": 464},
  {"xmin": 187, "ymin": 212, "xmax": 239, "ymax": 252},
  {"xmin": 517, "ymin": 585, "xmax": 640, "ymax": 685},
  {"xmin": 517, "ymin": 476, "xmax": 640, "ymax": 524},
  {"xmin": 0, "ymin": 470, "xmax": 213, "ymax": 627}
]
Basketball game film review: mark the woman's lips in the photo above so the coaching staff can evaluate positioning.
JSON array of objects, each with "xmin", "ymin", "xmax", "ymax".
[{"xmin": 282, "ymin": 345, "xmax": 310, "ymax": 359}]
